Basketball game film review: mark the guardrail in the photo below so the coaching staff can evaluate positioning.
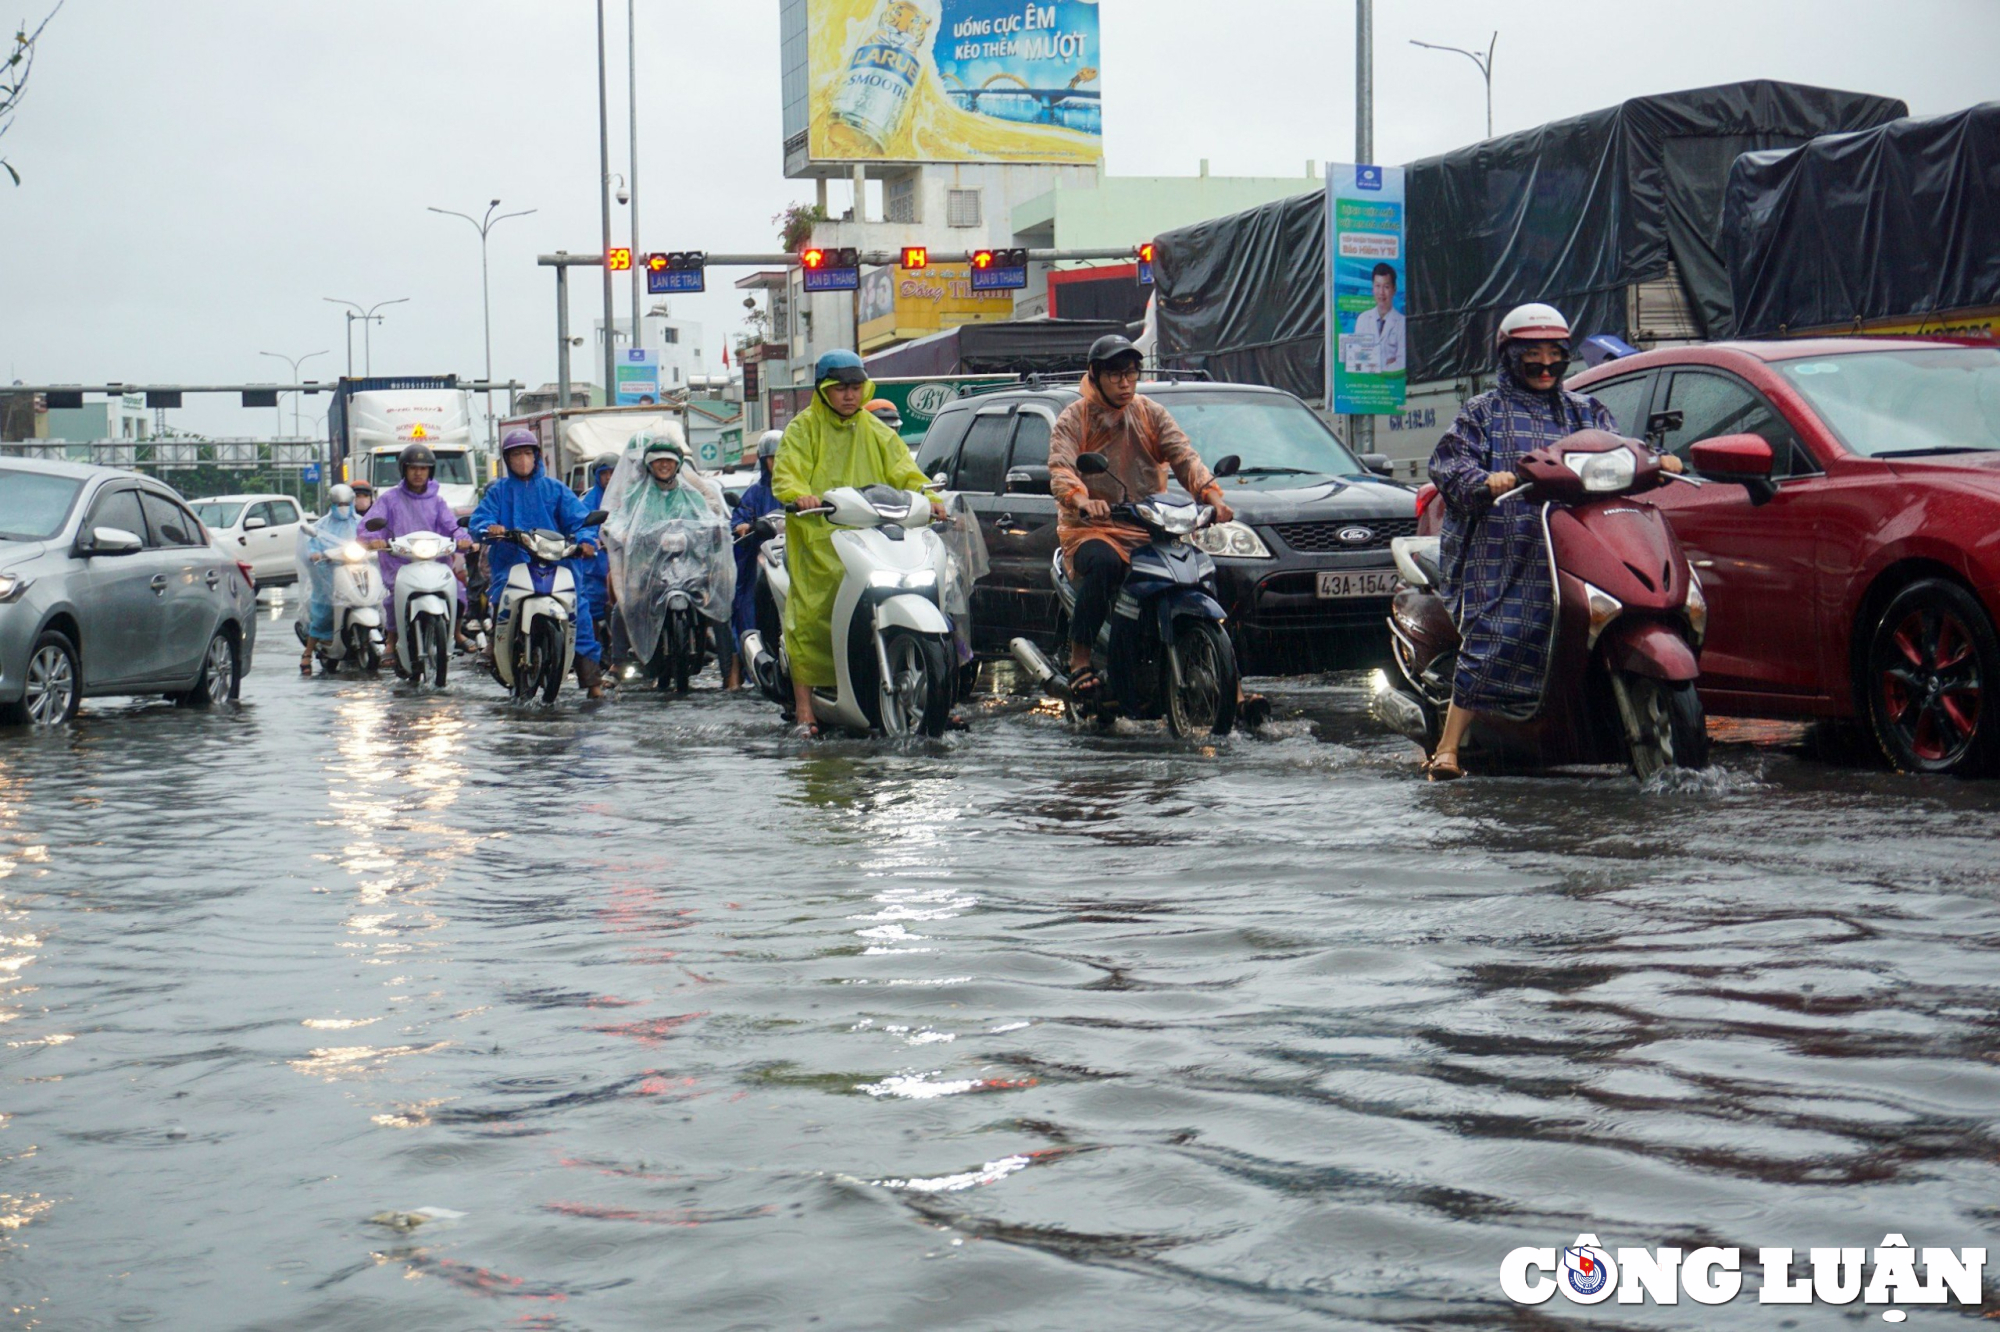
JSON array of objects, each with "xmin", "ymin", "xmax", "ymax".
[{"xmin": 0, "ymin": 439, "xmax": 327, "ymax": 468}]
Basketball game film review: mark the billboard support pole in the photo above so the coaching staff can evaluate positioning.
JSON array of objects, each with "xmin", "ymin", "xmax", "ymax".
[
  {"xmin": 556, "ymin": 257, "xmax": 573, "ymax": 416},
  {"xmin": 1352, "ymin": 0, "xmax": 1375, "ymax": 453},
  {"xmin": 627, "ymin": 0, "xmax": 643, "ymax": 350},
  {"xmin": 597, "ymin": 0, "xmax": 616, "ymax": 408}
]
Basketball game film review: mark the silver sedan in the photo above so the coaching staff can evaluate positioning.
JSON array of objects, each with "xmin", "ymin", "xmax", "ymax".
[{"xmin": 0, "ymin": 459, "xmax": 260, "ymax": 726}]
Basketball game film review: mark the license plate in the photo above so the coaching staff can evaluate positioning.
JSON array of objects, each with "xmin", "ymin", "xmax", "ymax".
[{"xmin": 1316, "ymin": 570, "xmax": 1399, "ymax": 599}]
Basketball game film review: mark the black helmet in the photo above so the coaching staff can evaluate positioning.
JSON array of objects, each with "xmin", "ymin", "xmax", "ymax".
[
  {"xmin": 1087, "ymin": 334, "xmax": 1144, "ymax": 374},
  {"xmin": 398, "ymin": 443, "xmax": 436, "ymax": 475}
]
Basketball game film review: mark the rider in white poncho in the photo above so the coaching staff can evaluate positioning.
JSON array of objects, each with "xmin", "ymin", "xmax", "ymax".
[{"xmin": 601, "ymin": 429, "xmax": 736, "ymax": 671}]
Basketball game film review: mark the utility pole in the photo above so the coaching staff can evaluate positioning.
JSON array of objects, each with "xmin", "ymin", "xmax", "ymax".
[
  {"xmin": 627, "ymin": 0, "xmax": 643, "ymax": 348},
  {"xmin": 1411, "ymin": 33, "xmax": 1496, "ymax": 140},
  {"xmin": 1353, "ymin": 0, "xmax": 1375, "ymax": 455},
  {"xmin": 259, "ymin": 349, "xmax": 328, "ymax": 437},
  {"xmin": 596, "ymin": 0, "xmax": 616, "ymax": 407},
  {"xmin": 429, "ymin": 200, "xmax": 538, "ymax": 445}
]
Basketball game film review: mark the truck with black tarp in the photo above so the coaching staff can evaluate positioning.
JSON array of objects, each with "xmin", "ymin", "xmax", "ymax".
[
  {"xmin": 1724, "ymin": 102, "xmax": 2000, "ymax": 340},
  {"xmin": 1152, "ymin": 80, "xmax": 1906, "ymax": 465},
  {"xmin": 861, "ymin": 319, "xmax": 1129, "ymax": 381}
]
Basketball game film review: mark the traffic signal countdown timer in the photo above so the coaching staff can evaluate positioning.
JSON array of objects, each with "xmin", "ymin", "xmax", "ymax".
[
  {"xmin": 646, "ymin": 251, "xmax": 707, "ymax": 294},
  {"xmin": 801, "ymin": 246, "xmax": 861, "ymax": 292},
  {"xmin": 606, "ymin": 247, "xmax": 633, "ymax": 272},
  {"xmin": 969, "ymin": 247, "xmax": 1029, "ymax": 292}
]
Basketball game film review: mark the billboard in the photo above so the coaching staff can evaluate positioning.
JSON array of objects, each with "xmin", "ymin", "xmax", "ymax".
[
  {"xmin": 859, "ymin": 261, "xmax": 1016, "ymax": 350},
  {"xmin": 805, "ymin": 0, "xmax": 1102, "ymax": 165},
  {"xmin": 615, "ymin": 349, "xmax": 662, "ymax": 406},
  {"xmin": 1326, "ymin": 163, "xmax": 1406, "ymax": 415}
]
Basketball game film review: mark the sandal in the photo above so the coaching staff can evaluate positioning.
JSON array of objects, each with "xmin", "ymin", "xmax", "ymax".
[
  {"xmin": 1065, "ymin": 667, "xmax": 1103, "ymax": 703},
  {"xmin": 299, "ymin": 647, "xmax": 315, "ymax": 675},
  {"xmin": 796, "ymin": 721, "xmax": 826, "ymax": 741},
  {"xmin": 1240, "ymin": 693, "xmax": 1272, "ymax": 728},
  {"xmin": 1423, "ymin": 752, "xmax": 1465, "ymax": 782}
]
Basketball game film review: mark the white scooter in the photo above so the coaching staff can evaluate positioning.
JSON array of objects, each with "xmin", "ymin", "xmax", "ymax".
[
  {"xmin": 490, "ymin": 516, "xmax": 606, "ymax": 704},
  {"xmin": 365, "ymin": 519, "xmax": 461, "ymax": 689},
  {"xmin": 310, "ymin": 532, "xmax": 383, "ymax": 674},
  {"xmin": 741, "ymin": 485, "xmax": 956, "ymax": 738}
]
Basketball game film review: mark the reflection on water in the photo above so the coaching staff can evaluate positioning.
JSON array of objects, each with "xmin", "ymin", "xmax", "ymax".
[{"xmin": 2, "ymin": 621, "xmax": 1998, "ymax": 1328}]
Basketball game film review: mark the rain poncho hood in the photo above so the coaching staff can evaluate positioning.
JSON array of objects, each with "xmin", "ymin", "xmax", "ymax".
[
  {"xmin": 602, "ymin": 425, "xmax": 736, "ymax": 658},
  {"xmin": 1047, "ymin": 374, "xmax": 1222, "ymax": 569},
  {"xmin": 471, "ymin": 449, "xmax": 604, "ymax": 661},
  {"xmin": 770, "ymin": 376, "xmax": 930, "ymax": 687},
  {"xmin": 294, "ymin": 503, "xmax": 363, "ymax": 641},
  {"xmin": 368, "ymin": 479, "xmax": 467, "ymax": 596}
]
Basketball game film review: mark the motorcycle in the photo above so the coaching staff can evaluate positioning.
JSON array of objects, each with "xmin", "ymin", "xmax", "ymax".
[
  {"xmin": 489, "ymin": 515, "xmax": 608, "ymax": 705},
  {"xmin": 741, "ymin": 485, "xmax": 956, "ymax": 738},
  {"xmin": 1375, "ymin": 429, "xmax": 1711, "ymax": 779},
  {"xmin": 310, "ymin": 531, "xmax": 383, "ymax": 674},
  {"xmin": 363, "ymin": 519, "xmax": 461, "ymax": 688},
  {"xmin": 1009, "ymin": 451, "xmax": 1244, "ymax": 738},
  {"xmin": 640, "ymin": 522, "xmax": 728, "ymax": 694}
]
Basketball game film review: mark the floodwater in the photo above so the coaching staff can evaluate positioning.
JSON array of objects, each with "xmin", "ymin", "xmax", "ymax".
[{"xmin": 2, "ymin": 592, "xmax": 1996, "ymax": 1330}]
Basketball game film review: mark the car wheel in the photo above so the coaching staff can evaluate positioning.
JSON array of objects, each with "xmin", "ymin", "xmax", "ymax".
[
  {"xmin": 4, "ymin": 630, "xmax": 81, "ymax": 727},
  {"xmin": 1865, "ymin": 578, "xmax": 1999, "ymax": 776},
  {"xmin": 179, "ymin": 629, "xmax": 239, "ymax": 709}
]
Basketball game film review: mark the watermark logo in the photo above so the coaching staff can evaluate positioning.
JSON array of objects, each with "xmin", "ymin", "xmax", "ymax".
[{"xmin": 1503, "ymin": 1233, "xmax": 1986, "ymax": 1321}]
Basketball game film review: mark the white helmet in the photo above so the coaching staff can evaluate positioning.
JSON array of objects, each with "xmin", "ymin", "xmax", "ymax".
[
  {"xmin": 757, "ymin": 429, "xmax": 783, "ymax": 461},
  {"xmin": 328, "ymin": 483, "xmax": 355, "ymax": 506},
  {"xmin": 1497, "ymin": 302, "xmax": 1572, "ymax": 346}
]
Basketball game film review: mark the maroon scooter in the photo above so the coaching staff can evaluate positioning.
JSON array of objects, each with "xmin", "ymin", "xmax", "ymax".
[{"xmin": 1375, "ymin": 429, "xmax": 1711, "ymax": 778}]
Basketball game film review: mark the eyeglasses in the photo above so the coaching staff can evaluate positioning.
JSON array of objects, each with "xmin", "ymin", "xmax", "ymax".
[{"xmin": 1101, "ymin": 366, "xmax": 1142, "ymax": 383}]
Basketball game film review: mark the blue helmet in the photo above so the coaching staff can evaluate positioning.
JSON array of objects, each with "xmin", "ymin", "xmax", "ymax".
[{"xmin": 814, "ymin": 349, "xmax": 868, "ymax": 387}]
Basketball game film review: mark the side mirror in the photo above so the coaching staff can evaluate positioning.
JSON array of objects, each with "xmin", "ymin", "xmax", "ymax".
[
  {"xmin": 930, "ymin": 471, "xmax": 950, "ymax": 488},
  {"xmin": 1005, "ymin": 465, "xmax": 1052, "ymax": 495},
  {"xmin": 1689, "ymin": 433, "xmax": 1778, "ymax": 506},
  {"xmin": 243, "ymin": 516, "xmax": 268, "ymax": 531},
  {"xmin": 583, "ymin": 509, "xmax": 609, "ymax": 525},
  {"xmin": 1359, "ymin": 452, "xmax": 1394, "ymax": 477},
  {"xmin": 365, "ymin": 517, "xmax": 388, "ymax": 532},
  {"xmin": 1075, "ymin": 452, "xmax": 1110, "ymax": 476},
  {"xmin": 86, "ymin": 526, "xmax": 144, "ymax": 556},
  {"xmin": 1212, "ymin": 454, "xmax": 1242, "ymax": 479}
]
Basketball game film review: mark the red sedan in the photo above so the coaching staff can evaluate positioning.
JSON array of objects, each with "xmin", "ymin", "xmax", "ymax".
[{"xmin": 1566, "ymin": 338, "xmax": 2000, "ymax": 775}]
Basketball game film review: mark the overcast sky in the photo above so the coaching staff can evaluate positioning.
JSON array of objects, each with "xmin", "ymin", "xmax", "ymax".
[{"xmin": 2, "ymin": 0, "xmax": 1995, "ymax": 436}]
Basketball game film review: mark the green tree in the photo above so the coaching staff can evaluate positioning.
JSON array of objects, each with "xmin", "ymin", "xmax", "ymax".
[
  {"xmin": 2, "ymin": 3, "xmax": 64, "ymax": 186},
  {"xmin": 774, "ymin": 202, "xmax": 827, "ymax": 253}
]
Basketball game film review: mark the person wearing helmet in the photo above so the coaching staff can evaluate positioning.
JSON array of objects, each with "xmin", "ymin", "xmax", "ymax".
[
  {"xmin": 1422, "ymin": 303, "xmax": 1681, "ymax": 779},
  {"xmin": 472, "ymin": 428, "xmax": 608, "ymax": 697},
  {"xmin": 349, "ymin": 480, "xmax": 375, "ymax": 517},
  {"xmin": 865, "ymin": 398, "xmax": 904, "ymax": 434},
  {"xmin": 297, "ymin": 483, "xmax": 362, "ymax": 672},
  {"xmin": 725, "ymin": 430, "xmax": 786, "ymax": 689},
  {"xmin": 579, "ymin": 454, "xmax": 621, "ymax": 671},
  {"xmin": 772, "ymin": 349, "xmax": 947, "ymax": 734},
  {"xmin": 363, "ymin": 441, "xmax": 472, "ymax": 675},
  {"xmin": 1047, "ymin": 334, "xmax": 1237, "ymax": 705}
]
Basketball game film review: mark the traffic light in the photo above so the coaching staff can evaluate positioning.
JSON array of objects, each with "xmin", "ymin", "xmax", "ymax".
[
  {"xmin": 971, "ymin": 248, "xmax": 995, "ymax": 270},
  {"xmin": 969, "ymin": 248, "xmax": 1029, "ymax": 291},
  {"xmin": 606, "ymin": 247, "xmax": 633, "ymax": 271},
  {"xmin": 801, "ymin": 246, "xmax": 861, "ymax": 292},
  {"xmin": 801, "ymin": 247, "xmax": 828, "ymax": 270},
  {"xmin": 901, "ymin": 246, "xmax": 929, "ymax": 270},
  {"xmin": 647, "ymin": 251, "xmax": 707, "ymax": 294},
  {"xmin": 1138, "ymin": 242, "xmax": 1155, "ymax": 264},
  {"xmin": 833, "ymin": 247, "xmax": 860, "ymax": 269},
  {"xmin": 1137, "ymin": 241, "xmax": 1157, "ymax": 286}
]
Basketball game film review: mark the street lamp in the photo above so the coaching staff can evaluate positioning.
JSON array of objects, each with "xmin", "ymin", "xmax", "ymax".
[
  {"xmin": 1410, "ymin": 32, "xmax": 1497, "ymax": 140},
  {"xmin": 428, "ymin": 199, "xmax": 537, "ymax": 445},
  {"xmin": 259, "ymin": 349, "xmax": 329, "ymax": 437},
  {"xmin": 596, "ymin": 0, "xmax": 616, "ymax": 405},
  {"xmin": 322, "ymin": 297, "xmax": 410, "ymax": 376}
]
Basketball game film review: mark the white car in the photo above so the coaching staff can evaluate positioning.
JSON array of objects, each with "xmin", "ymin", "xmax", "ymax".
[{"xmin": 188, "ymin": 493, "xmax": 304, "ymax": 587}]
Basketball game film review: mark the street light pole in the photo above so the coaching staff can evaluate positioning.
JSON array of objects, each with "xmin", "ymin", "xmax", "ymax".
[
  {"xmin": 429, "ymin": 200, "xmax": 538, "ymax": 444},
  {"xmin": 1410, "ymin": 33, "xmax": 1497, "ymax": 140},
  {"xmin": 259, "ymin": 349, "xmax": 329, "ymax": 437},
  {"xmin": 597, "ymin": 0, "xmax": 617, "ymax": 406},
  {"xmin": 323, "ymin": 297, "xmax": 409, "ymax": 377},
  {"xmin": 1353, "ymin": 0, "xmax": 1375, "ymax": 455},
  {"xmin": 628, "ymin": 0, "xmax": 643, "ymax": 346}
]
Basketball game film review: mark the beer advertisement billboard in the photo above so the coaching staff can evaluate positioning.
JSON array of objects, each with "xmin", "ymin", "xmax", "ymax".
[{"xmin": 805, "ymin": 0, "xmax": 1102, "ymax": 165}]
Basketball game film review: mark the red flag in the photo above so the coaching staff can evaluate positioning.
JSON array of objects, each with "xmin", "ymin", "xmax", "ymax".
[{"xmin": 723, "ymin": 344, "xmax": 731, "ymax": 368}]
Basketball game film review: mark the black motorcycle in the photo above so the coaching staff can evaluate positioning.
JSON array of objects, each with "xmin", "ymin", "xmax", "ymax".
[{"xmin": 1011, "ymin": 452, "xmax": 1243, "ymax": 737}]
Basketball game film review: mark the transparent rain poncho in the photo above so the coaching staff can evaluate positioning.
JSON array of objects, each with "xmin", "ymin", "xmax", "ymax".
[
  {"xmin": 601, "ymin": 441, "xmax": 737, "ymax": 658},
  {"xmin": 293, "ymin": 505, "xmax": 362, "ymax": 642},
  {"xmin": 935, "ymin": 492, "xmax": 990, "ymax": 666}
]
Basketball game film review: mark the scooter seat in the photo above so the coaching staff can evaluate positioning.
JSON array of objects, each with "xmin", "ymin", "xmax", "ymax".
[{"xmin": 1392, "ymin": 536, "xmax": 1444, "ymax": 589}]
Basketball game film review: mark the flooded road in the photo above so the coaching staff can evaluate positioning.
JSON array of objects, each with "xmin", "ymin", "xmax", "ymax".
[{"xmin": 3, "ymin": 593, "xmax": 1997, "ymax": 1329}]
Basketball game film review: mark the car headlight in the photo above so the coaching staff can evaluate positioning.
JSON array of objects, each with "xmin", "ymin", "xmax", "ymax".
[
  {"xmin": 1191, "ymin": 521, "xmax": 1274, "ymax": 559},
  {"xmin": 0, "ymin": 574, "xmax": 28, "ymax": 603},
  {"xmin": 1566, "ymin": 449, "xmax": 1637, "ymax": 493},
  {"xmin": 1684, "ymin": 565, "xmax": 1707, "ymax": 646},
  {"xmin": 1583, "ymin": 579, "xmax": 1623, "ymax": 648},
  {"xmin": 868, "ymin": 569, "xmax": 937, "ymax": 589}
]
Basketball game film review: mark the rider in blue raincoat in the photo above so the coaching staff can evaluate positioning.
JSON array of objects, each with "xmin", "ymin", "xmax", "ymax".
[
  {"xmin": 727, "ymin": 430, "xmax": 784, "ymax": 688},
  {"xmin": 580, "ymin": 455, "xmax": 618, "ymax": 666},
  {"xmin": 472, "ymin": 429, "xmax": 606, "ymax": 698},
  {"xmin": 297, "ymin": 483, "xmax": 361, "ymax": 672}
]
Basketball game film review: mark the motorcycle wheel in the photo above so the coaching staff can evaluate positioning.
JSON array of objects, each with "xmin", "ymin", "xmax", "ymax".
[
  {"xmin": 1165, "ymin": 619, "xmax": 1238, "ymax": 738},
  {"xmin": 534, "ymin": 618, "xmax": 565, "ymax": 705},
  {"xmin": 879, "ymin": 629, "xmax": 951, "ymax": 739},
  {"xmin": 1616, "ymin": 673, "xmax": 1709, "ymax": 780},
  {"xmin": 673, "ymin": 613, "xmax": 692, "ymax": 695},
  {"xmin": 510, "ymin": 622, "xmax": 537, "ymax": 704},
  {"xmin": 427, "ymin": 615, "xmax": 449, "ymax": 689}
]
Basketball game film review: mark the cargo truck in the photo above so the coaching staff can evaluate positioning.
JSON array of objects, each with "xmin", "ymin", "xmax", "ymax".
[{"xmin": 328, "ymin": 377, "xmax": 485, "ymax": 517}]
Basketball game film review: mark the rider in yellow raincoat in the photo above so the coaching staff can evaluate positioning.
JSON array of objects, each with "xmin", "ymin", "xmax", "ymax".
[{"xmin": 772, "ymin": 350, "xmax": 943, "ymax": 733}]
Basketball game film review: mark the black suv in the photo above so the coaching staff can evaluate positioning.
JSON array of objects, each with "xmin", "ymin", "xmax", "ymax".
[{"xmin": 917, "ymin": 380, "xmax": 1417, "ymax": 674}]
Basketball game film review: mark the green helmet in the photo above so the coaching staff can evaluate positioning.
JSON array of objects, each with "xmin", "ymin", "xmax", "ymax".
[{"xmin": 633, "ymin": 430, "xmax": 687, "ymax": 465}]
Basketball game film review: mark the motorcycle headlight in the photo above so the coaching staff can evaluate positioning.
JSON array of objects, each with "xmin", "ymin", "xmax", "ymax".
[
  {"xmin": 1191, "ymin": 521, "xmax": 1273, "ymax": 559},
  {"xmin": 1567, "ymin": 449, "xmax": 1636, "ymax": 493},
  {"xmin": 341, "ymin": 543, "xmax": 367, "ymax": 562},
  {"xmin": 868, "ymin": 568, "xmax": 937, "ymax": 590},
  {"xmin": 1684, "ymin": 565, "xmax": 1707, "ymax": 646},
  {"xmin": 1155, "ymin": 505, "xmax": 1199, "ymax": 536},
  {"xmin": 1582, "ymin": 579, "xmax": 1624, "ymax": 649},
  {"xmin": 0, "ymin": 574, "xmax": 29, "ymax": 603}
]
